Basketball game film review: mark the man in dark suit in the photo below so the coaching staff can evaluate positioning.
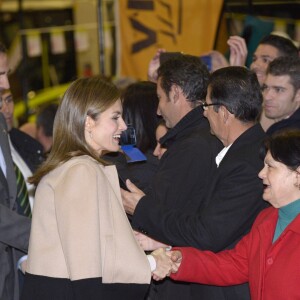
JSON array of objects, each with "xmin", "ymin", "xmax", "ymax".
[
  {"xmin": 122, "ymin": 65, "xmax": 267, "ymax": 299},
  {"xmin": 1, "ymin": 89, "xmax": 44, "ymax": 212},
  {"xmin": 0, "ymin": 42, "xmax": 31, "ymax": 300},
  {"xmin": 122, "ymin": 53, "xmax": 224, "ymax": 299}
]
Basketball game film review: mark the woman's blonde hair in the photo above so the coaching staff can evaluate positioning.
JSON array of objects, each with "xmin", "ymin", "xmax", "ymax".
[{"xmin": 29, "ymin": 76, "xmax": 120, "ymax": 185}]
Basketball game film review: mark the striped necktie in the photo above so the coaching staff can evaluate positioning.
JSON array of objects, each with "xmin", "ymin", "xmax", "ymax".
[{"xmin": 14, "ymin": 163, "xmax": 31, "ymax": 218}]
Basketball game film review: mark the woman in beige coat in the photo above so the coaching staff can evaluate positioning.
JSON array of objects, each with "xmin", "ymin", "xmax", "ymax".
[{"xmin": 21, "ymin": 76, "xmax": 174, "ymax": 300}]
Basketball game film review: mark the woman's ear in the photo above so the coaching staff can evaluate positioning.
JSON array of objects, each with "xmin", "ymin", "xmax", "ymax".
[{"xmin": 85, "ymin": 115, "xmax": 94, "ymax": 132}]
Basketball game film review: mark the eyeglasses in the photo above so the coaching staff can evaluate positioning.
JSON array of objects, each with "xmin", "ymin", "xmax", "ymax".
[{"xmin": 201, "ymin": 102, "xmax": 221, "ymax": 111}]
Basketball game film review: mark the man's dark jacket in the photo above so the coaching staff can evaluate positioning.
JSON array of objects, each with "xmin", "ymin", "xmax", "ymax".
[
  {"xmin": 9, "ymin": 128, "xmax": 44, "ymax": 172},
  {"xmin": 266, "ymin": 107, "xmax": 300, "ymax": 136},
  {"xmin": 133, "ymin": 106, "xmax": 222, "ymax": 299},
  {"xmin": 133, "ymin": 117, "xmax": 267, "ymax": 299}
]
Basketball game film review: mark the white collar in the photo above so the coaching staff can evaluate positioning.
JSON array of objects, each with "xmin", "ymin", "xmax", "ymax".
[{"xmin": 215, "ymin": 144, "xmax": 232, "ymax": 167}]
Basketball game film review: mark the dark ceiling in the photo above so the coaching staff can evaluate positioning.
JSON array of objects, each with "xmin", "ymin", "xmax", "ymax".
[{"xmin": 224, "ymin": 0, "xmax": 300, "ymax": 19}]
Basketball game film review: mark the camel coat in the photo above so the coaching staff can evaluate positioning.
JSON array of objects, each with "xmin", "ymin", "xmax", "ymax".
[{"xmin": 22, "ymin": 155, "xmax": 150, "ymax": 299}]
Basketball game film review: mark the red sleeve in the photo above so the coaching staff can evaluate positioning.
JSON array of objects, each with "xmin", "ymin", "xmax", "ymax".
[{"xmin": 171, "ymin": 237, "xmax": 250, "ymax": 286}]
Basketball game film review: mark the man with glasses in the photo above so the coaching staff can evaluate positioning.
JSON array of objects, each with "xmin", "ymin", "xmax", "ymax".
[
  {"xmin": 0, "ymin": 42, "xmax": 31, "ymax": 300},
  {"xmin": 123, "ymin": 63, "xmax": 266, "ymax": 299}
]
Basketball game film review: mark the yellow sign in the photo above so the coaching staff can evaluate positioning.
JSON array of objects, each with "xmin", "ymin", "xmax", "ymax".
[{"xmin": 117, "ymin": 0, "xmax": 223, "ymax": 80}]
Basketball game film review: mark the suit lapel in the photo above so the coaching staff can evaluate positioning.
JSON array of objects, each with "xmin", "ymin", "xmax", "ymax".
[{"xmin": 0, "ymin": 114, "xmax": 17, "ymax": 208}]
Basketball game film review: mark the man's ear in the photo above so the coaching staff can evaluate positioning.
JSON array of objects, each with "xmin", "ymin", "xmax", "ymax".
[
  {"xmin": 294, "ymin": 89, "xmax": 300, "ymax": 105},
  {"xmin": 220, "ymin": 105, "xmax": 231, "ymax": 123},
  {"xmin": 170, "ymin": 84, "xmax": 181, "ymax": 103}
]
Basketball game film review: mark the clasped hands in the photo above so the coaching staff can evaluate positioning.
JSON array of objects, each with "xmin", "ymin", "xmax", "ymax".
[
  {"xmin": 151, "ymin": 248, "xmax": 182, "ymax": 281},
  {"xmin": 121, "ymin": 180, "xmax": 182, "ymax": 280},
  {"xmin": 134, "ymin": 230, "xmax": 182, "ymax": 281}
]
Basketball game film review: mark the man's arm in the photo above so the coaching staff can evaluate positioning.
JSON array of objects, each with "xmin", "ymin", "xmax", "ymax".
[
  {"xmin": 129, "ymin": 134, "xmax": 221, "ymax": 246},
  {"xmin": 0, "ymin": 204, "xmax": 30, "ymax": 252},
  {"xmin": 132, "ymin": 160, "xmax": 264, "ymax": 251},
  {"xmin": 147, "ymin": 48, "xmax": 165, "ymax": 82}
]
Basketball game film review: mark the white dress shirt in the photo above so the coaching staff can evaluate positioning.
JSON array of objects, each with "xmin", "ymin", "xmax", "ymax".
[
  {"xmin": 8, "ymin": 136, "xmax": 35, "ymax": 209},
  {"xmin": 0, "ymin": 146, "xmax": 7, "ymax": 177},
  {"xmin": 215, "ymin": 144, "xmax": 232, "ymax": 167}
]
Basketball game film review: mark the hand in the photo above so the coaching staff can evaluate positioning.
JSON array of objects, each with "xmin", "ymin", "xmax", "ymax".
[
  {"xmin": 170, "ymin": 250, "xmax": 182, "ymax": 268},
  {"xmin": 204, "ymin": 50, "xmax": 229, "ymax": 72},
  {"xmin": 134, "ymin": 231, "xmax": 169, "ymax": 251},
  {"xmin": 227, "ymin": 36, "xmax": 247, "ymax": 67},
  {"xmin": 147, "ymin": 48, "xmax": 166, "ymax": 82},
  {"xmin": 151, "ymin": 248, "xmax": 179, "ymax": 281},
  {"xmin": 121, "ymin": 179, "xmax": 145, "ymax": 215}
]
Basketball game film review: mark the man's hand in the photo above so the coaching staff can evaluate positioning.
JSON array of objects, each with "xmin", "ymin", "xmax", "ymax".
[
  {"xmin": 227, "ymin": 36, "xmax": 247, "ymax": 67},
  {"xmin": 147, "ymin": 48, "xmax": 166, "ymax": 82},
  {"xmin": 121, "ymin": 179, "xmax": 145, "ymax": 215},
  {"xmin": 151, "ymin": 248, "xmax": 179, "ymax": 281},
  {"xmin": 134, "ymin": 230, "xmax": 169, "ymax": 251},
  {"xmin": 204, "ymin": 50, "xmax": 229, "ymax": 72}
]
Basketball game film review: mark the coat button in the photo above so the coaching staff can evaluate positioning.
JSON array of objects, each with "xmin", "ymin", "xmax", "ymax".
[{"xmin": 267, "ymin": 258, "xmax": 273, "ymax": 265}]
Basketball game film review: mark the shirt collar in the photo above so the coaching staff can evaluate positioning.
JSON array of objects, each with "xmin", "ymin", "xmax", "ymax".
[{"xmin": 215, "ymin": 144, "xmax": 232, "ymax": 167}]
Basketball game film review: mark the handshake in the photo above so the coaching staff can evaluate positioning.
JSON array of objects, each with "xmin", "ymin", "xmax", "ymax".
[
  {"xmin": 149, "ymin": 248, "xmax": 182, "ymax": 281},
  {"xmin": 134, "ymin": 230, "xmax": 182, "ymax": 280}
]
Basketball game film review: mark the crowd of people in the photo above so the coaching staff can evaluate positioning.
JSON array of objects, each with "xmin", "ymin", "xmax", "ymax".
[{"xmin": 0, "ymin": 29, "xmax": 299, "ymax": 300}]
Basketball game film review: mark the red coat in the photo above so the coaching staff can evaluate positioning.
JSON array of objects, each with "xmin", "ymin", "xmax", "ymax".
[{"xmin": 171, "ymin": 207, "xmax": 300, "ymax": 300}]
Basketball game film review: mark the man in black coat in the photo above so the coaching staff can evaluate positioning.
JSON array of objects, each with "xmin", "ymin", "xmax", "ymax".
[
  {"xmin": 122, "ymin": 53, "xmax": 223, "ymax": 299},
  {"xmin": 122, "ymin": 63, "xmax": 267, "ymax": 299}
]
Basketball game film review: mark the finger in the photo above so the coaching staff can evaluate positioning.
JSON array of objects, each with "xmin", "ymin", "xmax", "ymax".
[
  {"xmin": 171, "ymin": 252, "xmax": 179, "ymax": 261},
  {"xmin": 233, "ymin": 39, "xmax": 247, "ymax": 55},
  {"xmin": 120, "ymin": 188, "xmax": 129, "ymax": 198},
  {"xmin": 126, "ymin": 179, "xmax": 142, "ymax": 193},
  {"xmin": 152, "ymin": 274, "xmax": 161, "ymax": 281},
  {"xmin": 229, "ymin": 37, "xmax": 247, "ymax": 55}
]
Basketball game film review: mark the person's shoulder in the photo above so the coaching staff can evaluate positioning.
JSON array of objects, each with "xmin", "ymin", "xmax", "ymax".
[
  {"xmin": 10, "ymin": 127, "xmax": 43, "ymax": 150},
  {"xmin": 252, "ymin": 206, "xmax": 275, "ymax": 227},
  {"xmin": 179, "ymin": 126, "xmax": 222, "ymax": 153},
  {"xmin": 229, "ymin": 124, "xmax": 266, "ymax": 156},
  {"xmin": 65, "ymin": 155, "xmax": 100, "ymax": 170},
  {"xmin": 49, "ymin": 156, "xmax": 99, "ymax": 179}
]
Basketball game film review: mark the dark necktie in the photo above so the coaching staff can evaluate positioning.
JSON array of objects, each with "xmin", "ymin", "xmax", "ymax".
[{"xmin": 14, "ymin": 163, "xmax": 31, "ymax": 218}]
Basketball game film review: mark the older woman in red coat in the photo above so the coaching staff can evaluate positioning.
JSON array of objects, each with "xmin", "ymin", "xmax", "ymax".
[{"xmin": 165, "ymin": 129, "xmax": 300, "ymax": 300}]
